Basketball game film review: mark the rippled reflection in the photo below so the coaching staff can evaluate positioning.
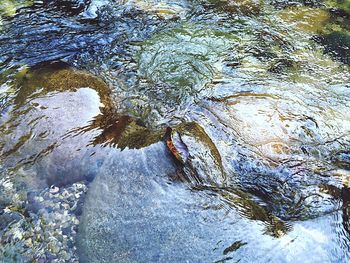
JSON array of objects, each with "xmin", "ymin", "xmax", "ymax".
[{"xmin": 0, "ymin": 0, "xmax": 350, "ymax": 262}]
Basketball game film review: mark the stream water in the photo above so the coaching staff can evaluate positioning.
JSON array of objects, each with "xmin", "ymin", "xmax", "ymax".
[{"xmin": 0, "ymin": 0, "xmax": 350, "ymax": 262}]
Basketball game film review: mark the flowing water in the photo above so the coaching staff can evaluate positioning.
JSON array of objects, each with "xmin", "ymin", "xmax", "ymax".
[{"xmin": 0, "ymin": 0, "xmax": 350, "ymax": 262}]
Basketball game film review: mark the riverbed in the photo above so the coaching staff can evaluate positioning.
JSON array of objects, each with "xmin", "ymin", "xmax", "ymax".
[{"xmin": 0, "ymin": 0, "xmax": 350, "ymax": 262}]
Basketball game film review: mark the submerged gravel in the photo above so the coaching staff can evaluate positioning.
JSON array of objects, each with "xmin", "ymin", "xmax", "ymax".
[{"xmin": 0, "ymin": 177, "xmax": 88, "ymax": 262}]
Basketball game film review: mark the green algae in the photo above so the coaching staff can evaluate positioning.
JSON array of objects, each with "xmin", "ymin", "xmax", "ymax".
[
  {"xmin": 137, "ymin": 24, "xmax": 238, "ymax": 91},
  {"xmin": 207, "ymin": 0, "xmax": 264, "ymax": 15},
  {"xmin": 84, "ymin": 114, "xmax": 165, "ymax": 150},
  {"xmin": 0, "ymin": 0, "xmax": 34, "ymax": 18},
  {"xmin": 326, "ymin": 0, "xmax": 350, "ymax": 14},
  {"xmin": 278, "ymin": 6, "xmax": 330, "ymax": 34},
  {"xmin": 116, "ymin": 120, "xmax": 164, "ymax": 149},
  {"xmin": 11, "ymin": 63, "xmax": 113, "ymax": 110}
]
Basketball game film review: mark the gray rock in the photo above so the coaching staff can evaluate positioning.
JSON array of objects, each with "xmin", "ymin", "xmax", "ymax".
[
  {"xmin": 0, "ymin": 212, "xmax": 22, "ymax": 230},
  {"xmin": 77, "ymin": 142, "xmax": 258, "ymax": 262}
]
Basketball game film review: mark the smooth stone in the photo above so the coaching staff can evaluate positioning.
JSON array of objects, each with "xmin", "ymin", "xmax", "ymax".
[
  {"xmin": 77, "ymin": 142, "xmax": 245, "ymax": 262},
  {"xmin": 0, "ymin": 65, "xmax": 115, "ymax": 188},
  {"xmin": 76, "ymin": 141, "xmax": 350, "ymax": 262}
]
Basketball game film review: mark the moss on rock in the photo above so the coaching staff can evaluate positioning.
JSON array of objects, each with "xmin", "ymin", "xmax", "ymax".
[
  {"xmin": 207, "ymin": 0, "xmax": 264, "ymax": 15},
  {"xmin": 0, "ymin": 0, "xmax": 34, "ymax": 18},
  {"xmin": 137, "ymin": 24, "xmax": 236, "ymax": 90},
  {"xmin": 278, "ymin": 6, "xmax": 330, "ymax": 34}
]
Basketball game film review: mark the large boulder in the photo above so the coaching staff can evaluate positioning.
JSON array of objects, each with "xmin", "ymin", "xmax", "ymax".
[
  {"xmin": 76, "ymin": 142, "xmax": 257, "ymax": 262},
  {"xmin": 0, "ymin": 63, "xmax": 115, "ymax": 187},
  {"xmin": 77, "ymin": 141, "xmax": 350, "ymax": 262}
]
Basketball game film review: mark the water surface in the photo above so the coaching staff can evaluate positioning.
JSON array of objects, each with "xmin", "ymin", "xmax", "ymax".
[{"xmin": 0, "ymin": 0, "xmax": 350, "ymax": 262}]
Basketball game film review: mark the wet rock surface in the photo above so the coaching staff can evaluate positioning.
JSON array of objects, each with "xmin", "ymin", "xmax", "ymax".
[
  {"xmin": 0, "ymin": 62, "xmax": 116, "ymax": 188},
  {"xmin": 76, "ymin": 142, "xmax": 253, "ymax": 262},
  {"xmin": 137, "ymin": 25, "xmax": 235, "ymax": 92},
  {"xmin": 206, "ymin": 0, "xmax": 264, "ymax": 15},
  {"xmin": 77, "ymin": 142, "xmax": 350, "ymax": 262}
]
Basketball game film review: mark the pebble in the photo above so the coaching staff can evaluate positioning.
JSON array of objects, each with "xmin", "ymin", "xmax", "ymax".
[
  {"xmin": 62, "ymin": 226, "xmax": 71, "ymax": 236},
  {"xmin": 50, "ymin": 185, "xmax": 60, "ymax": 194},
  {"xmin": 24, "ymin": 238, "xmax": 33, "ymax": 248},
  {"xmin": 0, "ymin": 180, "xmax": 88, "ymax": 262}
]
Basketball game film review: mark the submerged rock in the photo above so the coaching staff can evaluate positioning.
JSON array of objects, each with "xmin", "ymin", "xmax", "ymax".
[
  {"xmin": 318, "ymin": 30, "xmax": 350, "ymax": 65},
  {"xmin": 77, "ymin": 140, "xmax": 348, "ymax": 262},
  {"xmin": 206, "ymin": 0, "xmax": 264, "ymax": 15},
  {"xmin": 1, "ymin": 1, "xmax": 350, "ymax": 261},
  {"xmin": 0, "ymin": 62, "xmax": 167, "ymax": 188},
  {"xmin": 0, "ymin": 63, "xmax": 113, "ymax": 187},
  {"xmin": 76, "ymin": 142, "xmax": 272, "ymax": 262},
  {"xmin": 277, "ymin": 6, "xmax": 330, "ymax": 34},
  {"xmin": 137, "ymin": 25, "xmax": 236, "ymax": 92},
  {"xmin": 193, "ymin": 75, "xmax": 350, "ymax": 219},
  {"xmin": 122, "ymin": 0, "xmax": 189, "ymax": 19},
  {"xmin": 169, "ymin": 122, "xmax": 226, "ymax": 185}
]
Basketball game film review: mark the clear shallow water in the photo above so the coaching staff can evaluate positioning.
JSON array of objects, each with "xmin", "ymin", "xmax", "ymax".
[{"xmin": 0, "ymin": 0, "xmax": 350, "ymax": 262}]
